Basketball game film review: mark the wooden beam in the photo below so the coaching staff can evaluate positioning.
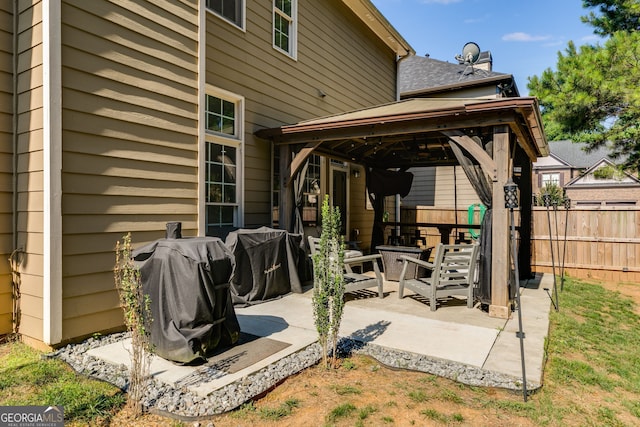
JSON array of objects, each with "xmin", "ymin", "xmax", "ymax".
[
  {"xmin": 489, "ymin": 125, "xmax": 511, "ymax": 319},
  {"xmin": 286, "ymin": 141, "xmax": 323, "ymax": 187},
  {"xmin": 441, "ymin": 130, "xmax": 497, "ymax": 180},
  {"xmin": 509, "ymin": 122, "xmax": 539, "ymax": 162},
  {"xmin": 279, "ymin": 145, "xmax": 293, "ymax": 232}
]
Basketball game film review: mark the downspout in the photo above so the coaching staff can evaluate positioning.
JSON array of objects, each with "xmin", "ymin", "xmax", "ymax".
[
  {"xmin": 395, "ymin": 53, "xmax": 410, "ymax": 238},
  {"xmin": 12, "ymin": 0, "xmax": 18, "ymax": 252},
  {"xmin": 197, "ymin": 0, "xmax": 206, "ymax": 235}
]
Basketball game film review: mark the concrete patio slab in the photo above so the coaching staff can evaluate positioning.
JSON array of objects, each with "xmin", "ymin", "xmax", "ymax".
[{"xmin": 88, "ymin": 273, "xmax": 551, "ymax": 401}]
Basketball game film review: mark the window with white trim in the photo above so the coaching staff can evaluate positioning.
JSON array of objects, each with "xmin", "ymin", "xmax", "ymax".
[
  {"xmin": 205, "ymin": 90, "xmax": 243, "ymax": 237},
  {"xmin": 541, "ymin": 172, "xmax": 560, "ymax": 187},
  {"xmin": 273, "ymin": 0, "xmax": 297, "ymax": 58},
  {"xmin": 206, "ymin": 0, "xmax": 244, "ymax": 29}
]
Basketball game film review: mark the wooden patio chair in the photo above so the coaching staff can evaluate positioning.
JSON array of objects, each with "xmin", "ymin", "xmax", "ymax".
[
  {"xmin": 398, "ymin": 243, "xmax": 480, "ymax": 310},
  {"xmin": 308, "ymin": 236, "xmax": 384, "ymax": 299}
]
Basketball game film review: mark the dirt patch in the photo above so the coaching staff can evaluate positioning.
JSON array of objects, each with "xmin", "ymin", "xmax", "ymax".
[
  {"xmin": 105, "ymin": 356, "xmax": 537, "ymax": 427},
  {"xmin": 209, "ymin": 357, "xmax": 537, "ymax": 427}
]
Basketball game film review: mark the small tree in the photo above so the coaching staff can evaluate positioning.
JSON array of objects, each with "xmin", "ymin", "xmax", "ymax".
[
  {"xmin": 114, "ymin": 233, "xmax": 153, "ymax": 416},
  {"xmin": 312, "ymin": 196, "xmax": 345, "ymax": 369},
  {"xmin": 536, "ymin": 183, "xmax": 565, "ymax": 207}
]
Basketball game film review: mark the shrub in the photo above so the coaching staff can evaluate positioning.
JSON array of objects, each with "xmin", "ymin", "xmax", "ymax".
[
  {"xmin": 311, "ymin": 196, "xmax": 345, "ymax": 369},
  {"xmin": 114, "ymin": 233, "xmax": 153, "ymax": 417}
]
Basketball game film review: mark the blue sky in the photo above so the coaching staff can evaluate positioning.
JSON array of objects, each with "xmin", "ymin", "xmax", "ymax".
[{"xmin": 371, "ymin": 0, "xmax": 602, "ymax": 95}]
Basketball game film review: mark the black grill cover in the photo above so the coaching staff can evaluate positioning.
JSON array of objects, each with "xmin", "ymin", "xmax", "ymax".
[
  {"xmin": 133, "ymin": 237, "xmax": 240, "ymax": 364},
  {"xmin": 225, "ymin": 227, "xmax": 304, "ymax": 305}
]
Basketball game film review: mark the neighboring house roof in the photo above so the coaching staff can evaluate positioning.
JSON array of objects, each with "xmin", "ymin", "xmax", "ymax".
[
  {"xmin": 546, "ymin": 140, "xmax": 619, "ymax": 168},
  {"xmin": 534, "ymin": 152, "xmax": 572, "ymax": 169},
  {"xmin": 399, "ymin": 55, "xmax": 518, "ymax": 97},
  {"xmin": 566, "ymin": 158, "xmax": 640, "ymax": 187},
  {"xmin": 342, "ymin": 0, "xmax": 414, "ymax": 57}
]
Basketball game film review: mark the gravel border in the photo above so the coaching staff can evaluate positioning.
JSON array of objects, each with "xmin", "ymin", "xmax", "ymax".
[{"xmin": 50, "ymin": 332, "xmax": 537, "ymax": 420}]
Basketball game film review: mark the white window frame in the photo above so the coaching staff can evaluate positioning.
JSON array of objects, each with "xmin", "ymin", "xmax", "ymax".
[
  {"xmin": 542, "ymin": 172, "xmax": 561, "ymax": 187},
  {"xmin": 204, "ymin": 86, "xmax": 244, "ymax": 235},
  {"xmin": 205, "ymin": 0, "xmax": 246, "ymax": 31},
  {"xmin": 273, "ymin": 0, "xmax": 297, "ymax": 59}
]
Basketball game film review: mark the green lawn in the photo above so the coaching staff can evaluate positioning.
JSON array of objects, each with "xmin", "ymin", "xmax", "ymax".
[{"xmin": 1, "ymin": 276, "xmax": 639, "ymax": 426}]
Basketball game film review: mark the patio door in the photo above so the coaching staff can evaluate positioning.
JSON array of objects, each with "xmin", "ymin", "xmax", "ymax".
[{"xmin": 330, "ymin": 162, "xmax": 349, "ymax": 236}]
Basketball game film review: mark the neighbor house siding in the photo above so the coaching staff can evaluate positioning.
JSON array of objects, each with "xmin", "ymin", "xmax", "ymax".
[
  {"xmin": 403, "ymin": 166, "xmax": 480, "ymax": 209},
  {"xmin": 433, "ymin": 167, "xmax": 480, "ymax": 208},
  {"xmin": 205, "ymin": 0, "xmax": 397, "ymax": 228},
  {"xmin": 567, "ymin": 186, "xmax": 640, "ymax": 205},
  {"xmin": 402, "ymin": 167, "xmax": 436, "ymax": 207},
  {"xmin": 59, "ymin": 0, "xmax": 199, "ymax": 341},
  {"xmin": 532, "ymin": 167, "xmax": 573, "ymax": 196},
  {"xmin": 0, "ymin": 1, "xmax": 14, "ymax": 335},
  {"xmin": 14, "ymin": 0, "xmax": 44, "ymax": 342}
]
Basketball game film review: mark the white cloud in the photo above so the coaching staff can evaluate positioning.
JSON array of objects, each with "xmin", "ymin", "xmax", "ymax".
[{"xmin": 502, "ymin": 32, "xmax": 552, "ymax": 42}]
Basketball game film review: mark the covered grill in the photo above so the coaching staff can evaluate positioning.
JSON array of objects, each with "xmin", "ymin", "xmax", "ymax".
[{"xmin": 133, "ymin": 235, "xmax": 240, "ymax": 364}]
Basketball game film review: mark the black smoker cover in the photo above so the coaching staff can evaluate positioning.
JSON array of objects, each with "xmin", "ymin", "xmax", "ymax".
[
  {"xmin": 225, "ymin": 227, "xmax": 304, "ymax": 305},
  {"xmin": 133, "ymin": 237, "xmax": 240, "ymax": 364}
]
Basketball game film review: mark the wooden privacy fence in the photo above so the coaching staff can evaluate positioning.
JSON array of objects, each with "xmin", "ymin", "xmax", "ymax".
[
  {"xmin": 532, "ymin": 206, "xmax": 640, "ymax": 283},
  {"xmin": 401, "ymin": 206, "xmax": 640, "ymax": 283}
]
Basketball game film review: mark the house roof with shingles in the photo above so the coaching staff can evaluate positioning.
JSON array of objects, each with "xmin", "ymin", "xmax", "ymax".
[
  {"xmin": 399, "ymin": 55, "xmax": 518, "ymax": 97},
  {"xmin": 547, "ymin": 140, "xmax": 620, "ymax": 168},
  {"xmin": 566, "ymin": 158, "xmax": 640, "ymax": 187}
]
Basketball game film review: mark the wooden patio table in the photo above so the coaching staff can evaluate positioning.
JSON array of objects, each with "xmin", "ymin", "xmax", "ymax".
[{"xmin": 382, "ymin": 222, "xmax": 482, "ymax": 245}]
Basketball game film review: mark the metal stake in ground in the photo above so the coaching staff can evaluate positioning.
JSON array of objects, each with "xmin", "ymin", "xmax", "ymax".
[
  {"xmin": 543, "ymin": 193, "xmax": 559, "ymax": 312},
  {"xmin": 560, "ymin": 197, "xmax": 571, "ymax": 291},
  {"xmin": 504, "ymin": 180, "xmax": 527, "ymax": 402},
  {"xmin": 553, "ymin": 199, "xmax": 561, "ymax": 288}
]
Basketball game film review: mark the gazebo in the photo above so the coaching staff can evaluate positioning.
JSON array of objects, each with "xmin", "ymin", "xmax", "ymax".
[{"xmin": 256, "ymin": 97, "xmax": 548, "ymax": 319}]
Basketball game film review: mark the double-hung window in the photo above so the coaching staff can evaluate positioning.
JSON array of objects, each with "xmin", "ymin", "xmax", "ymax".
[
  {"xmin": 205, "ymin": 88, "xmax": 244, "ymax": 237},
  {"xmin": 273, "ymin": 0, "xmax": 297, "ymax": 58},
  {"xmin": 206, "ymin": 0, "xmax": 244, "ymax": 29},
  {"xmin": 541, "ymin": 173, "xmax": 561, "ymax": 187}
]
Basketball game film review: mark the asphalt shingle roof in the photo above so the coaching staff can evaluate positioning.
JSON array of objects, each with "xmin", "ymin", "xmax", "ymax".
[
  {"xmin": 399, "ymin": 54, "xmax": 512, "ymax": 94},
  {"xmin": 548, "ymin": 140, "xmax": 619, "ymax": 168}
]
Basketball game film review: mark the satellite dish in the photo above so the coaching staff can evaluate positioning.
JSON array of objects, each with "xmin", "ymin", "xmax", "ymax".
[{"xmin": 455, "ymin": 42, "xmax": 481, "ymax": 64}]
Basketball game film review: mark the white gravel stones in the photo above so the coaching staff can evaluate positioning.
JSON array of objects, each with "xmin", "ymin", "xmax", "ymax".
[{"xmin": 50, "ymin": 332, "xmax": 534, "ymax": 420}]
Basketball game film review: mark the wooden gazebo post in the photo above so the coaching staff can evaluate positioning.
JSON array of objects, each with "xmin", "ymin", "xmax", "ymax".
[{"xmin": 490, "ymin": 125, "xmax": 511, "ymax": 319}]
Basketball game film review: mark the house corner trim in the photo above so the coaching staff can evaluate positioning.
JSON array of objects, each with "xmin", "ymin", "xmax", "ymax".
[{"xmin": 42, "ymin": 0, "xmax": 62, "ymax": 345}]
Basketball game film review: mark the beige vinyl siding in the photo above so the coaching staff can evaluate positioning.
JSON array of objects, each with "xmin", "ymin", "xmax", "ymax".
[
  {"xmin": 206, "ymin": 0, "xmax": 397, "ymax": 227},
  {"xmin": 0, "ymin": 1, "xmax": 13, "ymax": 334},
  {"xmin": 403, "ymin": 166, "xmax": 480, "ymax": 209},
  {"xmin": 403, "ymin": 167, "xmax": 437, "ymax": 207},
  {"xmin": 434, "ymin": 166, "xmax": 481, "ymax": 208},
  {"xmin": 14, "ymin": 0, "xmax": 44, "ymax": 342},
  {"xmin": 59, "ymin": 0, "xmax": 199, "ymax": 341}
]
